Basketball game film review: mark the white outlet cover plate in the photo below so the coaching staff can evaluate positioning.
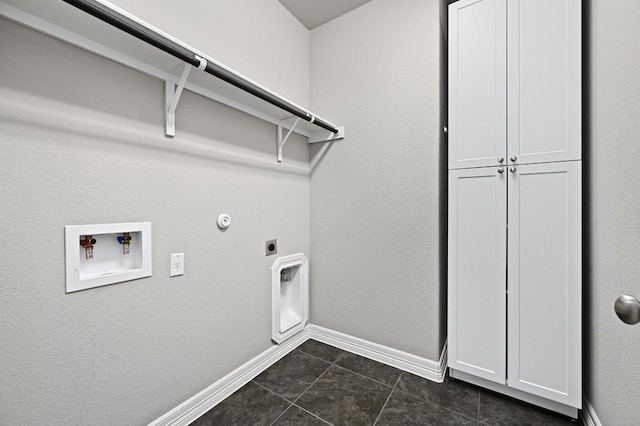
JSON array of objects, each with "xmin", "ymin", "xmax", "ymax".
[{"xmin": 170, "ymin": 253, "xmax": 184, "ymax": 277}]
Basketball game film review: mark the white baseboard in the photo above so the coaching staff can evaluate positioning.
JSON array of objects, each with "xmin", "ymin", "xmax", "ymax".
[
  {"xmin": 147, "ymin": 328, "xmax": 311, "ymax": 426},
  {"xmin": 581, "ymin": 399, "xmax": 602, "ymax": 426},
  {"xmin": 307, "ymin": 325, "xmax": 447, "ymax": 383},
  {"xmin": 148, "ymin": 325, "xmax": 447, "ymax": 426}
]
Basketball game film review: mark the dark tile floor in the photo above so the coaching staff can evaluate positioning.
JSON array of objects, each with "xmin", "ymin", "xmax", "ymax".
[{"xmin": 191, "ymin": 340, "xmax": 580, "ymax": 426}]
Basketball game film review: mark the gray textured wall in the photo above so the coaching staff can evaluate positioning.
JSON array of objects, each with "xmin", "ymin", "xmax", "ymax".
[
  {"xmin": 110, "ymin": 0, "xmax": 310, "ymax": 107},
  {"xmin": 309, "ymin": 0, "xmax": 445, "ymax": 359},
  {"xmin": 0, "ymin": 3, "xmax": 310, "ymax": 423},
  {"xmin": 586, "ymin": 0, "xmax": 640, "ymax": 423}
]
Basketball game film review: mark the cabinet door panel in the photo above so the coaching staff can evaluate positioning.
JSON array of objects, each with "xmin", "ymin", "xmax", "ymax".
[
  {"xmin": 507, "ymin": 0, "xmax": 581, "ymax": 164},
  {"xmin": 448, "ymin": 167, "xmax": 507, "ymax": 383},
  {"xmin": 507, "ymin": 161, "xmax": 581, "ymax": 408},
  {"xmin": 449, "ymin": 0, "xmax": 507, "ymax": 169}
]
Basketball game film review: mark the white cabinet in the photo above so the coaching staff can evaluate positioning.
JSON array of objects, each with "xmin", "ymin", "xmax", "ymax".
[
  {"xmin": 448, "ymin": 162, "xmax": 582, "ymax": 413},
  {"xmin": 449, "ymin": 0, "xmax": 581, "ymax": 170},
  {"xmin": 507, "ymin": 0, "xmax": 582, "ymax": 165},
  {"xmin": 447, "ymin": 0, "xmax": 582, "ymax": 417},
  {"xmin": 507, "ymin": 162, "xmax": 582, "ymax": 408},
  {"xmin": 448, "ymin": 167, "xmax": 507, "ymax": 384},
  {"xmin": 448, "ymin": 0, "xmax": 507, "ymax": 169}
]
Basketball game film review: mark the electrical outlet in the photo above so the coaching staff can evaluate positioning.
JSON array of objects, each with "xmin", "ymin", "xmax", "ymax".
[
  {"xmin": 170, "ymin": 253, "xmax": 184, "ymax": 277},
  {"xmin": 265, "ymin": 239, "xmax": 277, "ymax": 256}
]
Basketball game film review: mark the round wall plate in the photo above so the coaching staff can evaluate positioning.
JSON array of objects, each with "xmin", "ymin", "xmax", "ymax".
[{"xmin": 217, "ymin": 213, "xmax": 231, "ymax": 229}]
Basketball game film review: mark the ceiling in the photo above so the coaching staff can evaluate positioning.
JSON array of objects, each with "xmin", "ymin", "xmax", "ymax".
[{"xmin": 278, "ymin": 0, "xmax": 373, "ymax": 30}]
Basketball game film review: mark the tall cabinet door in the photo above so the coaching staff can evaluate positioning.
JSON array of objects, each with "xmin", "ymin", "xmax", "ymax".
[
  {"xmin": 448, "ymin": 167, "xmax": 507, "ymax": 384},
  {"xmin": 448, "ymin": 0, "xmax": 507, "ymax": 170},
  {"xmin": 507, "ymin": 0, "xmax": 581, "ymax": 165},
  {"xmin": 507, "ymin": 161, "xmax": 581, "ymax": 408}
]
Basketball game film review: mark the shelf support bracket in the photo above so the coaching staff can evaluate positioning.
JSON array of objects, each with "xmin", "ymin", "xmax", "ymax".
[
  {"xmin": 165, "ymin": 56, "xmax": 207, "ymax": 137},
  {"xmin": 308, "ymin": 126, "xmax": 345, "ymax": 144},
  {"xmin": 277, "ymin": 117, "xmax": 301, "ymax": 163}
]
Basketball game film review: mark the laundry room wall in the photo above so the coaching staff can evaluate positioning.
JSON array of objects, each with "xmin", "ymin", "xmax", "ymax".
[
  {"xmin": 0, "ymin": 0, "xmax": 311, "ymax": 424},
  {"xmin": 309, "ymin": 0, "xmax": 446, "ymax": 360}
]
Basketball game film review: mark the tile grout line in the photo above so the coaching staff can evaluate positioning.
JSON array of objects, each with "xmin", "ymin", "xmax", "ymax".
[
  {"xmin": 255, "ymin": 344, "xmax": 344, "ymax": 425},
  {"xmin": 300, "ymin": 346, "xmax": 400, "ymax": 389},
  {"xmin": 296, "ymin": 347, "xmax": 341, "ymax": 364},
  {"xmin": 372, "ymin": 372, "xmax": 402, "ymax": 426},
  {"xmin": 432, "ymin": 400, "xmax": 483, "ymax": 423},
  {"xmin": 295, "ymin": 344, "xmax": 406, "ymax": 425},
  {"xmin": 407, "ymin": 386, "xmax": 483, "ymax": 423},
  {"xmin": 290, "ymin": 404, "xmax": 336, "ymax": 426},
  {"xmin": 387, "ymin": 374, "xmax": 483, "ymax": 423},
  {"xmin": 291, "ymin": 351, "xmax": 344, "ymax": 406},
  {"xmin": 251, "ymin": 379, "xmax": 292, "ymax": 401},
  {"xmin": 253, "ymin": 346, "xmax": 339, "ymax": 403},
  {"xmin": 250, "ymin": 380, "xmax": 295, "ymax": 426},
  {"xmin": 279, "ymin": 350, "xmax": 345, "ymax": 425},
  {"xmin": 267, "ymin": 402, "xmax": 295, "ymax": 426},
  {"xmin": 330, "ymin": 362, "xmax": 398, "ymax": 389}
]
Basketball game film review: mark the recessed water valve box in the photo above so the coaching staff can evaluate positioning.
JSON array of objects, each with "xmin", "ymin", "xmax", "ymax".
[{"xmin": 64, "ymin": 222, "xmax": 152, "ymax": 293}]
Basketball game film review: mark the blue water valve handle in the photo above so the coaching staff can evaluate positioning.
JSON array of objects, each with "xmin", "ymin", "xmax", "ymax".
[{"xmin": 117, "ymin": 236, "xmax": 124, "ymax": 244}]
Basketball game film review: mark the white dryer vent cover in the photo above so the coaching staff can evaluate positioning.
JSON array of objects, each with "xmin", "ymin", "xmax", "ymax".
[{"xmin": 271, "ymin": 253, "xmax": 309, "ymax": 344}]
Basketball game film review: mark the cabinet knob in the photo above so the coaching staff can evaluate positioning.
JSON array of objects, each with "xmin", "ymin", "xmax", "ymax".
[
  {"xmin": 509, "ymin": 166, "xmax": 517, "ymax": 173},
  {"xmin": 510, "ymin": 155, "xmax": 518, "ymax": 162},
  {"xmin": 497, "ymin": 157, "xmax": 505, "ymax": 163},
  {"xmin": 498, "ymin": 168, "xmax": 505, "ymax": 174}
]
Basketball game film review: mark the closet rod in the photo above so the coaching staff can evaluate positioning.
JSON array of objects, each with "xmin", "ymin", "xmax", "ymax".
[{"xmin": 62, "ymin": 0, "xmax": 340, "ymax": 134}]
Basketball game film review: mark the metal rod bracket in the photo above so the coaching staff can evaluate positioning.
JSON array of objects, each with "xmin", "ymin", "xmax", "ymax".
[{"xmin": 308, "ymin": 126, "xmax": 345, "ymax": 144}]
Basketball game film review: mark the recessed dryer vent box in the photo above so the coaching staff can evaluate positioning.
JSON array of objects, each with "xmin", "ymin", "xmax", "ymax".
[{"xmin": 65, "ymin": 222, "xmax": 152, "ymax": 293}]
